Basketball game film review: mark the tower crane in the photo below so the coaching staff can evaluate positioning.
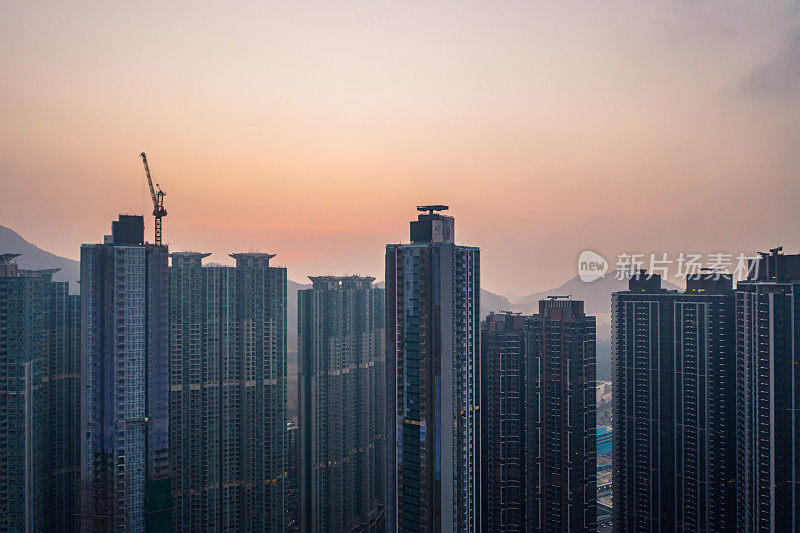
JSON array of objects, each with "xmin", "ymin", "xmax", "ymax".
[{"xmin": 139, "ymin": 152, "xmax": 167, "ymax": 246}]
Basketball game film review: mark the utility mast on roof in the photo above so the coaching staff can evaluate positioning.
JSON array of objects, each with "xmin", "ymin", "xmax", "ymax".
[{"xmin": 417, "ymin": 204, "xmax": 449, "ymax": 215}]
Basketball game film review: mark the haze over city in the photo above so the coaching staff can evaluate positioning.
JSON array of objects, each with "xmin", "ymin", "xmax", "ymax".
[
  {"xmin": 5, "ymin": 2, "xmax": 800, "ymax": 532},
  {"xmin": 3, "ymin": 1, "xmax": 800, "ymax": 294}
]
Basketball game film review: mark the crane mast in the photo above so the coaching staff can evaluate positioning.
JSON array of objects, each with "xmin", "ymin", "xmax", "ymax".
[{"xmin": 139, "ymin": 152, "xmax": 167, "ymax": 246}]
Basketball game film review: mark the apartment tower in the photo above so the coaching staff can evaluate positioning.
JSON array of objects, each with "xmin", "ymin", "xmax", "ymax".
[
  {"xmin": 298, "ymin": 276, "xmax": 385, "ymax": 532},
  {"xmin": 385, "ymin": 206, "xmax": 480, "ymax": 532}
]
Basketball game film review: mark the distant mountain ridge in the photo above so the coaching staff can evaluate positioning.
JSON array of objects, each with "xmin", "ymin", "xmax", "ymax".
[
  {"xmin": 0, "ymin": 225, "xmax": 81, "ymax": 293},
  {"xmin": 510, "ymin": 273, "xmax": 681, "ymax": 317}
]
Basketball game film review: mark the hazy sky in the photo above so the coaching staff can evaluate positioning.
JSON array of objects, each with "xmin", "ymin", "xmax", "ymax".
[{"xmin": 2, "ymin": 1, "xmax": 800, "ymax": 294}]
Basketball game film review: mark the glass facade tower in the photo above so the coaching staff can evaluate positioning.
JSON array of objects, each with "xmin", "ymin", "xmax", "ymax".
[{"xmin": 385, "ymin": 207, "xmax": 480, "ymax": 532}]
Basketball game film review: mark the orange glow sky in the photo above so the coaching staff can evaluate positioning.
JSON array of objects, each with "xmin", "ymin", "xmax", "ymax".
[{"xmin": 2, "ymin": 2, "xmax": 800, "ymax": 294}]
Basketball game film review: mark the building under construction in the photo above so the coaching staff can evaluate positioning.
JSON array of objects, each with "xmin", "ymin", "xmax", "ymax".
[{"xmin": 80, "ymin": 215, "xmax": 171, "ymax": 531}]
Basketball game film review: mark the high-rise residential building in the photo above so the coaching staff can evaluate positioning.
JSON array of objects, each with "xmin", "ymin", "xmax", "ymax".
[
  {"xmin": 481, "ymin": 312, "xmax": 527, "ymax": 532},
  {"xmin": 0, "ymin": 252, "xmax": 48, "ymax": 532},
  {"xmin": 481, "ymin": 301, "xmax": 597, "ymax": 533},
  {"xmin": 385, "ymin": 206, "xmax": 481, "ymax": 532},
  {"xmin": 736, "ymin": 249, "xmax": 800, "ymax": 531},
  {"xmin": 80, "ymin": 215, "xmax": 172, "ymax": 532},
  {"xmin": 298, "ymin": 276, "xmax": 385, "ymax": 532},
  {"xmin": 168, "ymin": 251, "xmax": 212, "ymax": 531},
  {"xmin": 169, "ymin": 251, "xmax": 287, "ymax": 532},
  {"xmin": 526, "ymin": 299, "xmax": 597, "ymax": 532},
  {"xmin": 0, "ymin": 254, "xmax": 80, "ymax": 531},
  {"xmin": 612, "ymin": 272, "xmax": 737, "ymax": 532}
]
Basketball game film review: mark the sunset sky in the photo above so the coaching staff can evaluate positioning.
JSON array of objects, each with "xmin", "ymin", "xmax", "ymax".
[{"xmin": 2, "ymin": 1, "xmax": 800, "ymax": 295}]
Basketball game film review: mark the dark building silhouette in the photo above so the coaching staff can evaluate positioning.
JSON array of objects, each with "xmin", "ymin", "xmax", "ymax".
[
  {"xmin": 298, "ymin": 276, "xmax": 384, "ymax": 532},
  {"xmin": 169, "ymin": 251, "xmax": 287, "ymax": 532},
  {"xmin": 80, "ymin": 215, "xmax": 172, "ymax": 531},
  {"xmin": 736, "ymin": 249, "xmax": 800, "ymax": 531},
  {"xmin": 612, "ymin": 272, "xmax": 737, "ymax": 532},
  {"xmin": 481, "ymin": 312, "xmax": 527, "ymax": 532},
  {"xmin": 385, "ymin": 206, "xmax": 481, "ymax": 532},
  {"xmin": 526, "ymin": 299, "xmax": 597, "ymax": 532},
  {"xmin": 482, "ymin": 301, "xmax": 597, "ymax": 533}
]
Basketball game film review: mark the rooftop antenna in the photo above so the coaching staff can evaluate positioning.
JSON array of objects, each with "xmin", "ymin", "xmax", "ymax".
[{"xmin": 417, "ymin": 205, "xmax": 449, "ymax": 215}]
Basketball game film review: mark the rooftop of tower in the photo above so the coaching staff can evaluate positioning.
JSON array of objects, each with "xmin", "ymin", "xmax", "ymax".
[
  {"xmin": 410, "ymin": 204, "xmax": 455, "ymax": 243},
  {"xmin": 308, "ymin": 275, "xmax": 376, "ymax": 289},
  {"xmin": 228, "ymin": 252, "xmax": 277, "ymax": 260},
  {"xmin": 308, "ymin": 275, "xmax": 375, "ymax": 283},
  {"xmin": 170, "ymin": 251, "xmax": 211, "ymax": 258},
  {"xmin": 228, "ymin": 252, "xmax": 278, "ymax": 268},
  {"xmin": 170, "ymin": 251, "xmax": 212, "ymax": 268}
]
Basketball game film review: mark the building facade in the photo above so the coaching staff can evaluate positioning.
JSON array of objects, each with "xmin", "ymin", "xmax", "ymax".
[
  {"xmin": 612, "ymin": 272, "xmax": 737, "ymax": 532},
  {"xmin": 0, "ymin": 253, "xmax": 49, "ymax": 532},
  {"xmin": 481, "ymin": 301, "xmax": 597, "ymax": 533},
  {"xmin": 298, "ymin": 276, "xmax": 385, "ymax": 532},
  {"xmin": 169, "ymin": 251, "xmax": 287, "ymax": 532},
  {"xmin": 385, "ymin": 206, "xmax": 480, "ymax": 532},
  {"xmin": 736, "ymin": 250, "xmax": 800, "ymax": 531},
  {"xmin": 0, "ymin": 254, "xmax": 80, "ymax": 531},
  {"xmin": 481, "ymin": 312, "xmax": 526, "ymax": 532},
  {"xmin": 80, "ymin": 215, "xmax": 171, "ymax": 532},
  {"xmin": 526, "ymin": 299, "xmax": 597, "ymax": 532}
]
